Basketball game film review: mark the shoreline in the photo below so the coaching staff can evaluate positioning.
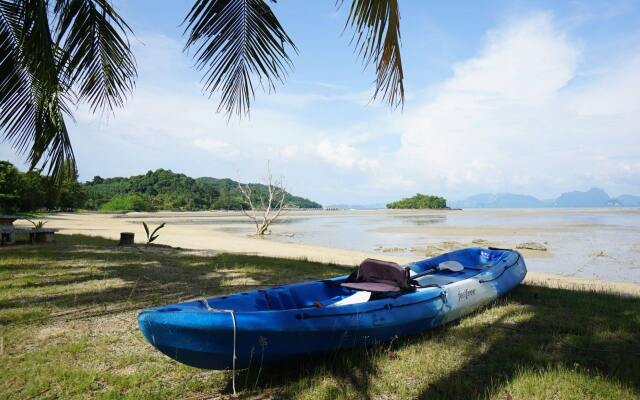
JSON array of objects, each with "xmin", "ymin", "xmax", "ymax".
[{"xmin": 13, "ymin": 211, "xmax": 640, "ymax": 296}]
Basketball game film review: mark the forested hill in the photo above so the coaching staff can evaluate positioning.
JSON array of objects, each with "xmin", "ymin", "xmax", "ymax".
[{"xmin": 83, "ymin": 169, "xmax": 322, "ymax": 211}]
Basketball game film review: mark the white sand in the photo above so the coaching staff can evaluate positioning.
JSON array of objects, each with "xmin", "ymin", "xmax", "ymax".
[{"xmin": 16, "ymin": 211, "xmax": 640, "ymax": 296}]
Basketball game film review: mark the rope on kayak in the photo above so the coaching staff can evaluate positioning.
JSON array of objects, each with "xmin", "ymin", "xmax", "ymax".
[
  {"xmin": 229, "ymin": 310, "xmax": 237, "ymax": 395},
  {"xmin": 200, "ymin": 299, "xmax": 238, "ymax": 395}
]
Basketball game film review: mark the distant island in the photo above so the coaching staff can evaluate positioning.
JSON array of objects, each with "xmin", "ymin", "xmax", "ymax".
[
  {"xmin": 386, "ymin": 194, "xmax": 448, "ymax": 209},
  {"xmin": 0, "ymin": 161, "xmax": 321, "ymax": 212},
  {"xmin": 450, "ymin": 188, "xmax": 640, "ymax": 208}
]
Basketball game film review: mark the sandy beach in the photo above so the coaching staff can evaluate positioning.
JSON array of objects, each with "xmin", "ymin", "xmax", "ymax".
[{"xmin": 16, "ymin": 210, "xmax": 640, "ymax": 296}]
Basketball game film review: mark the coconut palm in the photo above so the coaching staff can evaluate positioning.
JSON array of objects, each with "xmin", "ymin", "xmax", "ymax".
[
  {"xmin": 1, "ymin": 0, "xmax": 403, "ymax": 180},
  {"xmin": 0, "ymin": 0, "xmax": 136, "ymax": 181}
]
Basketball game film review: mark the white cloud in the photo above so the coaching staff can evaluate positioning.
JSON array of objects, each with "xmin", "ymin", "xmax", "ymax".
[
  {"xmin": 447, "ymin": 13, "xmax": 579, "ymax": 100},
  {"xmin": 316, "ymin": 140, "xmax": 379, "ymax": 171},
  {"xmin": 279, "ymin": 144, "xmax": 300, "ymax": 159},
  {"xmin": 192, "ymin": 139, "xmax": 240, "ymax": 159},
  {"xmin": 384, "ymin": 12, "xmax": 640, "ymax": 198}
]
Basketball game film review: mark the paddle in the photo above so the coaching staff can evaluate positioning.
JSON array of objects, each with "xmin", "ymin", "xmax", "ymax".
[
  {"xmin": 330, "ymin": 290, "xmax": 372, "ymax": 307},
  {"xmin": 410, "ymin": 261, "xmax": 465, "ymax": 281}
]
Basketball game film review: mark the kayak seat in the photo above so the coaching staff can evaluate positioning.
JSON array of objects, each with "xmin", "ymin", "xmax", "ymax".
[
  {"xmin": 341, "ymin": 258, "xmax": 413, "ymax": 293},
  {"xmin": 263, "ymin": 287, "xmax": 298, "ymax": 310},
  {"xmin": 260, "ymin": 282, "xmax": 358, "ymax": 310}
]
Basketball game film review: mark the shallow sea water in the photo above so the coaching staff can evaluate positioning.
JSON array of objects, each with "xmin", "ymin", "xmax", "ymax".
[{"xmin": 169, "ymin": 208, "xmax": 640, "ymax": 284}]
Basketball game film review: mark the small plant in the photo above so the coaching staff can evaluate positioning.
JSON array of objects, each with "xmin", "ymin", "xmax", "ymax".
[
  {"xmin": 143, "ymin": 222, "xmax": 165, "ymax": 246},
  {"xmin": 28, "ymin": 220, "xmax": 47, "ymax": 230}
]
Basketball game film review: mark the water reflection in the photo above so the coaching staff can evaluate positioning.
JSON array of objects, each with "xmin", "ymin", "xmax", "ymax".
[{"xmin": 390, "ymin": 214, "xmax": 447, "ymax": 225}]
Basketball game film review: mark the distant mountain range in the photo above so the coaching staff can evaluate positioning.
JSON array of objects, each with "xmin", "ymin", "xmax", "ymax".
[{"xmin": 450, "ymin": 188, "xmax": 640, "ymax": 208}]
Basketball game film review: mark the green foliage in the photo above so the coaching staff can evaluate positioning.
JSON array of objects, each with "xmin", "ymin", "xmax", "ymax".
[
  {"xmin": 98, "ymin": 193, "xmax": 154, "ymax": 212},
  {"xmin": 387, "ymin": 193, "xmax": 447, "ymax": 209},
  {"xmin": 143, "ymin": 221, "xmax": 166, "ymax": 246},
  {"xmin": 0, "ymin": 160, "xmax": 20, "ymax": 213},
  {"xmin": 1, "ymin": 162, "xmax": 322, "ymax": 212},
  {"xmin": 0, "ymin": 160, "xmax": 86, "ymax": 212},
  {"xmin": 84, "ymin": 169, "xmax": 322, "ymax": 211},
  {"xmin": 85, "ymin": 169, "xmax": 217, "ymax": 211},
  {"xmin": 16, "ymin": 170, "xmax": 48, "ymax": 211},
  {"xmin": 48, "ymin": 160, "xmax": 87, "ymax": 211},
  {"xmin": 28, "ymin": 219, "xmax": 47, "ymax": 229}
]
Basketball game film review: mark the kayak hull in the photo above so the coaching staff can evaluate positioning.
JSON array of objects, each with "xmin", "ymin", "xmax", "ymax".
[{"xmin": 138, "ymin": 248, "xmax": 526, "ymax": 370}]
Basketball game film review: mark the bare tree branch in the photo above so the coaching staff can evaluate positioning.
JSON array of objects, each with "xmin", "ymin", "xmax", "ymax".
[{"xmin": 237, "ymin": 162, "xmax": 287, "ymax": 236}]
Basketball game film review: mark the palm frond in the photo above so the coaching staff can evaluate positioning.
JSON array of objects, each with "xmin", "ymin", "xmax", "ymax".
[
  {"xmin": 0, "ymin": 0, "xmax": 76, "ymax": 182},
  {"xmin": 1, "ymin": 0, "xmax": 133, "ymax": 182},
  {"xmin": 0, "ymin": 0, "xmax": 37, "ymax": 155},
  {"xmin": 183, "ymin": 0, "xmax": 297, "ymax": 118},
  {"xmin": 344, "ymin": 0, "xmax": 404, "ymax": 108},
  {"xmin": 54, "ymin": 0, "xmax": 137, "ymax": 112},
  {"xmin": 30, "ymin": 84, "xmax": 76, "ymax": 182}
]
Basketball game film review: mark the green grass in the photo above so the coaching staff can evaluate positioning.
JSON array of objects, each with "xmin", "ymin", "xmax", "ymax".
[{"xmin": 1, "ymin": 235, "xmax": 639, "ymax": 399}]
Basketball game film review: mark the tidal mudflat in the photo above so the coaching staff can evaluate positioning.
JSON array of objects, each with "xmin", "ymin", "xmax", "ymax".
[
  {"xmin": 27, "ymin": 208, "xmax": 640, "ymax": 285},
  {"xmin": 132, "ymin": 208, "xmax": 640, "ymax": 284}
]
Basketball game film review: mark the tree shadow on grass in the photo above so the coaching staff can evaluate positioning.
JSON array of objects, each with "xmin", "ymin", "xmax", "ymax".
[
  {"xmin": 414, "ymin": 285, "xmax": 640, "ymax": 399},
  {"xmin": 228, "ymin": 341, "xmax": 383, "ymax": 399},
  {"xmin": 224, "ymin": 285, "xmax": 640, "ymax": 399},
  {"xmin": 0, "ymin": 237, "xmax": 351, "ymax": 323}
]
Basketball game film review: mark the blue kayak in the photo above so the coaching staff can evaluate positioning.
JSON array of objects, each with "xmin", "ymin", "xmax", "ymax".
[{"xmin": 138, "ymin": 247, "xmax": 526, "ymax": 370}]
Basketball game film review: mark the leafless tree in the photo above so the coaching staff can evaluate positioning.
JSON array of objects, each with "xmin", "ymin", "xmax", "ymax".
[{"xmin": 238, "ymin": 164, "xmax": 287, "ymax": 236}]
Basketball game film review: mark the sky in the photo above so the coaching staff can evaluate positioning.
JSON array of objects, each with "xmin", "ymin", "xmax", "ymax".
[{"xmin": 1, "ymin": 0, "xmax": 639, "ymax": 205}]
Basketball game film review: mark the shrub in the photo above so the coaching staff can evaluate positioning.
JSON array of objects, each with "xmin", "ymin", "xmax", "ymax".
[{"xmin": 99, "ymin": 193, "xmax": 155, "ymax": 212}]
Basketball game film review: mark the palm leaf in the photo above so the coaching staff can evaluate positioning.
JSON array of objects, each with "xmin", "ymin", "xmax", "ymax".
[
  {"xmin": 0, "ymin": 0, "xmax": 36, "ymax": 156},
  {"xmin": 150, "ymin": 222, "xmax": 165, "ymax": 238},
  {"xmin": 1, "ymin": 0, "xmax": 134, "ymax": 182},
  {"xmin": 29, "ymin": 86, "xmax": 76, "ymax": 181},
  {"xmin": 183, "ymin": 0, "xmax": 297, "ymax": 118},
  {"xmin": 53, "ymin": 0, "xmax": 137, "ymax": 112},
  {"xmin": 142, "ymin": 221, "xmax": 149, "ymax": 238},
  {"xmin": 0, "ymin": 0, "xmax": 76, "ymax": 182},
  {"xmin": 344, "ymin": 0, "xmax": 404, "ymax": 108}
]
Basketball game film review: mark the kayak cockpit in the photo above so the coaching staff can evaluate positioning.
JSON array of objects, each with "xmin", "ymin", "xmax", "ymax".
[
  {"xmin": 150, "ymin": 280, "xmax": 359, "ymax": 313},
  {"xmin": 408, "ymin": 247, "xmax": 512, "ymax": 286},
  {"xmin": 149, "ymin": 247, "xmax": 512, "ymax": 314},
  {"xmin": 208, "ymin": 280, "xmax": 358, "ymax": 311}
]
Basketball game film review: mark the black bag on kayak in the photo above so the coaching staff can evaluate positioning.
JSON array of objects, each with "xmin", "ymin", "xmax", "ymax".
[{"xmin": 341, "ymin": 258, "xmax": 413, "ymax": 293}]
